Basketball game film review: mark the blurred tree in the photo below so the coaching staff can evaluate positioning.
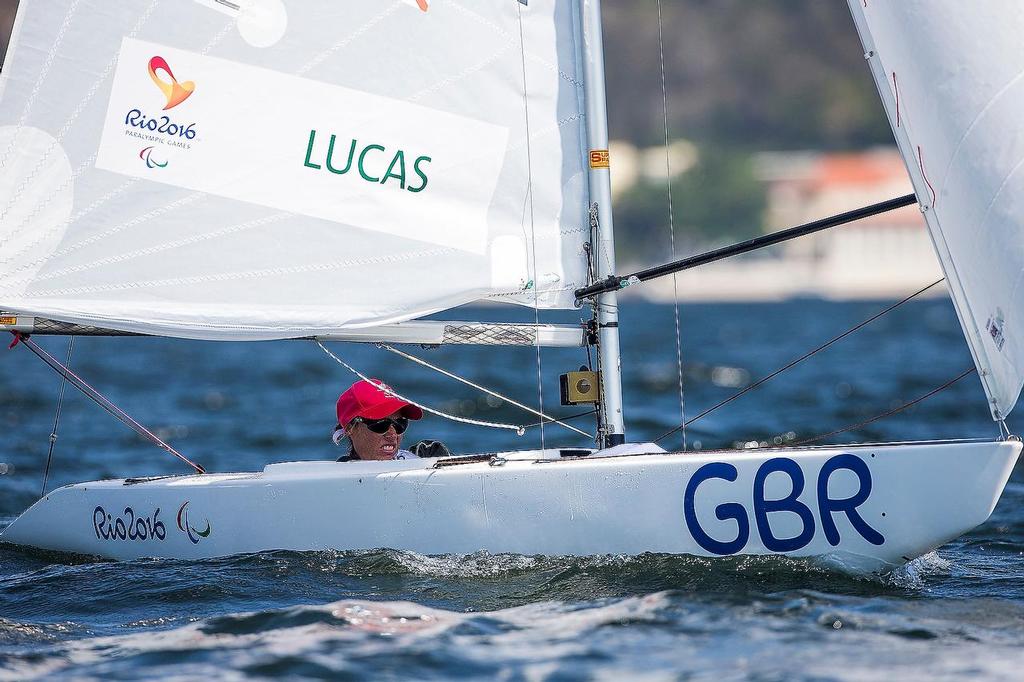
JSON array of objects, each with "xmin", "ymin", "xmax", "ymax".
[
  {"xmin": 602, "ymin": 0, "xmax": 891, "ymax": 150},
  {"xmin": 614, "ymin": 146, "xmax": 766, "ymax": 262},
  {"xmin": 0, "ymin": 1, "xmax": 16, "ymax": 73}
]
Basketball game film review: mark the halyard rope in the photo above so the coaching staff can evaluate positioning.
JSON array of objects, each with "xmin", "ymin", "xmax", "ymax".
[
  {"xmin": 656, "ymin": 0, "xmax": 687, "ymax": 451},
  {"xmin": 516, "ymin": 1, "xmax": 550, "ymax": 453},
  {"xmin": 654, "ymin": 278, "xmax": 946, "ymax": 444}
]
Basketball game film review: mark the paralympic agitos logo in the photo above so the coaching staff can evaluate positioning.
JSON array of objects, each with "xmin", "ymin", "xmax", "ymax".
[
  {"xmin": 139, "ymin": 146, "xmax": 168, "ymax": 169},
  {"xmin": 177, "ymin": 501, "xmax": 212, "ymax": 544}
]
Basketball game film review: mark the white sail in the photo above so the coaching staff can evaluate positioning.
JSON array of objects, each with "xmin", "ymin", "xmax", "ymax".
[
  {"xmin": 848, "ymin": 1, "xmax": 1024, "ymax": 420},
  {"xmin": 0, "ymin": 0, "xmax": 590, "ymax": 340}
]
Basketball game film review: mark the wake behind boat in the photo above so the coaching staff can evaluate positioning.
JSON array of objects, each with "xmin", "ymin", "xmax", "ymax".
[{"xmin": 1, "ymin": 0, "xmax": 1023, "ymax": 570}]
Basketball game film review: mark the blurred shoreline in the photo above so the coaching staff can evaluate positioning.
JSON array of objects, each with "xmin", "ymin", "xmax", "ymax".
[{"xmin": 621, "ymin": 254, "xmax": 946, "ymax": 303}]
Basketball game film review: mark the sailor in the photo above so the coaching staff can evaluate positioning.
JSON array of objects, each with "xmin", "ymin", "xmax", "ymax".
[{"xmin": 332, "ymin": 379, "xmax": 423, "ymax": 461}]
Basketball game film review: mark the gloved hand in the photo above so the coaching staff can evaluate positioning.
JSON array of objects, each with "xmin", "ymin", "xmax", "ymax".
[{"xmin": 409, "ymin": 439, "xmax": 452, "ymax": 458}]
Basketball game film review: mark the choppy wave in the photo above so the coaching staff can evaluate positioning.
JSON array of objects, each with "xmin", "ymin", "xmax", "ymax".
[
  {"xmin": 0, "ymin": 545, "xmax": 1018, "ymax": 680},
  {"xmin": 5, "ymin": 580, "xmax": 1024, "ymax": 680}
]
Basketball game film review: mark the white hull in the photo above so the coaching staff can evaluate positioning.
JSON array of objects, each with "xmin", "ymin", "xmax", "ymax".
[{"xmin": 1, "ymin": 440, "xmax": 1018, "ymax": 573}]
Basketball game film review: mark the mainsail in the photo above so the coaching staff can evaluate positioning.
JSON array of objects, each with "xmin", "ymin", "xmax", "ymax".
[
  {"xmin": 848, "ymin": 1, "xmax": 1024, "ymax": 420},
  {"xmin": 0, "ymin": 0, "xmax": 590, "ymax": 339}
]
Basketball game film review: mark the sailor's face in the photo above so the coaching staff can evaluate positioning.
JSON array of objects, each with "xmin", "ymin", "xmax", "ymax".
[{"xmin": 349, "ymin": 410, "xmax": 405, "ymax": 460}]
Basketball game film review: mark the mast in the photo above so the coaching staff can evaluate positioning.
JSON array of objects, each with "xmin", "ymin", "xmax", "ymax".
[{"xmin": 579, "ymin": 0, "xmax": 625, "ymax": 446}]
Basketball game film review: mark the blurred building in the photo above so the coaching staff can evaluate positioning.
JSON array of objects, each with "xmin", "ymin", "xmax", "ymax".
[
  {"xmin": 755, "ymin": 148, "xmax": 942, "ymax": 298},
  {"xmin": 608, "ymin": 139, "xmax": 696, "ymax": 199},
  {"xmin": 635, "ymin": 147, "xmax": 944, "ymax": 301}
]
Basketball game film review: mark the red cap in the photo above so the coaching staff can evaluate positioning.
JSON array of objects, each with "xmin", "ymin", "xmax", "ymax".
[{"xmin": 336, "ymin": 379, "xmax": 423, "ymax": 427}]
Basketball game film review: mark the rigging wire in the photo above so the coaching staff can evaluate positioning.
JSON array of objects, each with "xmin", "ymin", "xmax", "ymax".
[
  {"xmin": 656, "ymin": 0, "xmax": 687, "ymax": 450},
  {"xmin": 316, "ymin": 340, "xmax": 594, "ymax": 438},
  {"xmin": 376, "ymin": 343, "xmax": 593, "ymax": 438},
  {"xmin": 789, "ymin": 366, "xmax": 977, "ymax": 447},
  {"xmin": 10, "ymin": 333, "xmax": 205, "ymax": 474},
  {"xmin": 516, "ymin": 1, "xmax": 549, "ymax": 454},
  {"xmin": 522, "ymin": 408, "xmax": 599, "ymax": 432},
  {"xmin": 654, "ymin": 278, "xmax": 946, "ymax": 444},
  {"xmin": 316, "ymin": 340, "xmax": 524, "ymax": 434},
  {"xmin": 40, "ymin": 337, "xmax": 74, "ymax": 498}
]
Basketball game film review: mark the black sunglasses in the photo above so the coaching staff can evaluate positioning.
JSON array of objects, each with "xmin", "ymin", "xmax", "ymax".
[{"xmin": 352, "ymin": 415, "xmax": 409, "ymax": 435}]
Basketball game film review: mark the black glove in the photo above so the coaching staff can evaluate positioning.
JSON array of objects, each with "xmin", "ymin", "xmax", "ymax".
[{"xmin": 409, "ymin": 439, "xmax": 452, "ymax": 458}]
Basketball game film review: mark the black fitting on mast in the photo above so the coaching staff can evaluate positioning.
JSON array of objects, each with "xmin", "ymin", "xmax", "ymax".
[
  {"xmin": 605, "ymin": 433, "xmax": 626, "ymax": 447},
  {"xmin": 573, "ymin": 193, "xmax": 918, "ymax": 302}
]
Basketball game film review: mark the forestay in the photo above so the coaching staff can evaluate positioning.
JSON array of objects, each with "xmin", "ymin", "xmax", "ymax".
[
  {"xmin": 0, "ymin": 0, "xmax": 589, "ymax": 339},
  {"xmin": 847, "ymin": 1, "xmax": 1024, "ymax": 420}
]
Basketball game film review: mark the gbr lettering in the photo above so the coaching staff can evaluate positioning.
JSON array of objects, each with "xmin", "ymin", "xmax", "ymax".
[{"xmin": 683, "ymin": 454, "xmax": 885, "ymax": 555}]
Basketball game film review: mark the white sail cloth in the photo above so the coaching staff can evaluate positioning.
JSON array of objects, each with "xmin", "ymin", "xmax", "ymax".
[
  {"xmin": 848, "ymin": 0, "xmax": 1024, "ymax": 420},
  {"xmin": 0, "ymin": 0, "xmax": 590, "ymax": 339}
]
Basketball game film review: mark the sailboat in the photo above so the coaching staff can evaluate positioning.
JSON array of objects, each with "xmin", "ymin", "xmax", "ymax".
[{"xmin": 0, "ymin": 0, "xmax": 1020, "ymax": 573}]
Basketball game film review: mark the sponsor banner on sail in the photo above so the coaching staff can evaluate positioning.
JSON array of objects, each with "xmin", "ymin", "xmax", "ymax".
[
  {"xmin": 847, "ymin": 1, "xmax": 1024, "ymax": 419},
  {"xmin": 97, "ymin": 38, "xmax": 508, "ymax": 255}
]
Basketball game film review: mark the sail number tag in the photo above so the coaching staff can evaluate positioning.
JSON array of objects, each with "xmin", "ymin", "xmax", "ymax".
[
  {"xmin": 987, "ymin": 309, "xmax": 1006, "ymax": 351},
  {"xmin": 96, "ymin": 39, "xmax": 510, "ymax": 254}
]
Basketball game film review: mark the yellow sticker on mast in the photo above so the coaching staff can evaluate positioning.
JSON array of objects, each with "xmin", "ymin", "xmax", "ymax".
[
  {"xmin": 95, "ymin": 38, "xmax": 510, "ymax": 255},
  {"xmin": 590, "ymin": 150, "xmax": 610, "ymax": 169},
  {"xmin": 0, "ymin": 317, "xmax": 17, "ymax": 326}
]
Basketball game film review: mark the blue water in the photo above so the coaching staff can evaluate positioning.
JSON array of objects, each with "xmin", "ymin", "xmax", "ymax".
[{"xmin": 2, "ymin": 299, "xmax": 1023, "ymax": 680}]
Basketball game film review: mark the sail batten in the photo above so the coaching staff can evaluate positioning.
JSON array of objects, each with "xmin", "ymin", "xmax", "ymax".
[
  {"xmin": 847, "ymin": 0, "xmax": 1024, "ymax": 420},
  {"xmin": 0, "ymin": 1, "xmax": 589, "ymax": 340}
]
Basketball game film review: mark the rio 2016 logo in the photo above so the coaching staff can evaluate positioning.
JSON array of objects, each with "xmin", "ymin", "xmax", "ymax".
[
  {"xmin": 133, "ymin": 56, "xmax": 198, "ymax": 168},
  {"xmin": 148, "ymin": 56, "xmax": 195, "ymax": 110},
  {"xmin": 176, "ymin": 501, "xmax": 212, "ymax": 544}
]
